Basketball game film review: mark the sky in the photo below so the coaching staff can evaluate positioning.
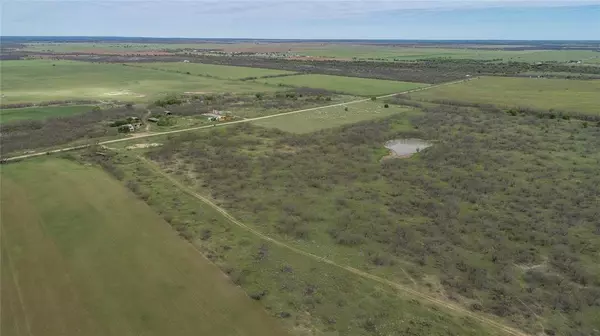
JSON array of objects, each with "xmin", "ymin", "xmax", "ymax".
[{"xmin": 2, "ymin": 0, "xmax": 599, "ymax": 40}]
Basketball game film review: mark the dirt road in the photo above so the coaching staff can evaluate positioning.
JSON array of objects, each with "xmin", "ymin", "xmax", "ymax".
[
  {"xmin": 3, "ymin": 77, "xmax": 477, "ymax": 163},
  {"xmin": 138, "ymin": 155, "xmax": 530, "ymax": 336}
]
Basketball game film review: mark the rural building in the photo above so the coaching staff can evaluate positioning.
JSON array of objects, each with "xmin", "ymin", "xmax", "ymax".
[
  {"xmin": 148, "ymin": 117, "xmax": 159, "ymax": 122},
  {"xmin": 164, "ymin": 110, "xmax": 172, "ymax": 115},
  {"xmin": 183, "ymin": 60, "xmax": 190, "ymax": 63}
]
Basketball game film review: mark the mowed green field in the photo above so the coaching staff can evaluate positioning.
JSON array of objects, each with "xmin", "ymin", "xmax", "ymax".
[
  {"xmin": 0, "ymin": 60, "xmax": 276, "ymax": 104},
  {"xmin": 0, "ymin": 158, "xmax": 289, "ymax": 336},
  {"xmin": 0, "ymin": 105, "xmax": 95, "ymax": 123},
  {"xmin": 131, "ymin": 62, "xmax": 296, "ymax": 79},
  {"xmin": 253, "ymin": 101, "xmax": 416, "ymax": 133},
  {"xmin": 410, "ymin": 76, "xmax": 600, "ymax": 114},
  {"xmin": 260, "ymin": 74, "xmax": 428, "ymax": 96}
]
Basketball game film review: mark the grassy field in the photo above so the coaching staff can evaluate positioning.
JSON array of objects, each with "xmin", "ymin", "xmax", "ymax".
[
  {"xmin": 410, "ymin": 76, "xmax": 600, "ymax": 114},
  {"xmin": 0, "ymin": 105, "xmax": 96, "ymax": 123},
  {"xmin": 583, "ymin": 56, "xmax": 600, "ymax": 64},
  {"xmin": 0, "ymin": 60, "xmax": 277, "ymax": 104},
  {"xmin": 253, "ymin": 100, "xmax": 416, "ymax": 133},
  {"xmin": 295, "ymin": 45, "xmax": 599, "ymax": 62},
  {"xmin": 131, "ymin": 62, "xmax": 296, "ymax": 79},
  {"xmin": 297, "ymin": 46, "xmax": 599, "ymax": 62},
  {"xmin": 260, "ymin": 74, "xmax": 428, "ymax": 96},
  {"xmin": 1, "ymin": 158, "xmax": 289, "ymax": 336}
]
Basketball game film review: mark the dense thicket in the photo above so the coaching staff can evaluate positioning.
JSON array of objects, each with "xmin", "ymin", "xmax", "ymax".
[
  {"xmin": 148, "ymin": 106, "xmax": 600, "ymax": 335},
  {"xmin": 152, "ymin": 89, "xmax": 335, "ymax": 117},
  {"xmin": 388, "ymin": 95, "xmax": 600, "ymax": 122},
  {"xmin": 0, "ymin": 106, "xmax": 143, "ymax": 155}
]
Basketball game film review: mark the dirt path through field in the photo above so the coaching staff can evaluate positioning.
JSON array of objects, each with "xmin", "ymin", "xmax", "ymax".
[
  {"xmin": 3, "ymin": 77, "xmax": 478, "ymax": 162},
  {"xmin": 138, "ymin": 155, "xmax": 530, "ymax": 336}
]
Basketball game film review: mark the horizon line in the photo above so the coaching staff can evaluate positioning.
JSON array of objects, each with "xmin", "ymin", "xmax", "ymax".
[{"xmin": 3, "ymin": 36, "xmax": 600, "ymax": 42}]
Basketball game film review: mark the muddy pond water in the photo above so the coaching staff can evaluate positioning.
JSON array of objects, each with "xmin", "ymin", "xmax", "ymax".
[{"xmin": 384, "ymin": 139, "xmax": 431, "ymax": 157}]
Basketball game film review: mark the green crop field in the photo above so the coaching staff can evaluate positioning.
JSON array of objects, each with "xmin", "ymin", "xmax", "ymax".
[
  {"xmin": 0, "ymin": 60, "xmax": 277, "ymax": 104},
  {"xmin": 410, "ymin": 76, "xmax": 600, "ymax": 114},
  {"xmin": 131, "ymin": 62, "xmax": 296, "ymax": 79},
  {"xmin": 252, "ymin": 101, "xmax": 417, "ymax": 133},
  {"xmin": 260, "ymin": 74, "xmax": 428, "ymax": 96},
  {"xmin": 1, "ymin": 158, "xmax": 289, "ymax": 336},
  {"xmin": 0, "ymin": 105, "xmax": 96, "ymax": 123}
]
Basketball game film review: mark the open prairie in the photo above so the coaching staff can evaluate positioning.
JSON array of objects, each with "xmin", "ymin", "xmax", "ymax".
[
  {"xmin": 0, "ymin": 105, "xmax": 96, "ymax": 123},
  {"xmin": 260, "ymin": 74, "xmax": 428, "ymax": 96},
  {"xmin": 0, "ymin": 60, "xmax": 276, "ymax": 104},
  {"xmin": 252, "ymin": 100, "xmax": 417, "ymax": 133},
  {"xmin": 130, "ymin": 62, "xmax": 296, "ymax": 79},
  {"xmin": 0, "ymin": 158, "xmax": 290, "ymax": 336},
  {"xmin": 294, "ymin": 45, "xmax": 598, "ymax": 62},
  {"xmin": 409, "ymin": 76, "xmax": 600, "ymax": 115}
]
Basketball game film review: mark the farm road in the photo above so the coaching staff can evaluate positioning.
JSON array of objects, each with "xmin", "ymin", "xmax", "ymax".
[
  {"xmin": 4, "ymin": 77, "xmax": 477, "ymax": 162},
  {"xmin": 138, "ymin": 155, "xmax": 530, "ymax": 336}
]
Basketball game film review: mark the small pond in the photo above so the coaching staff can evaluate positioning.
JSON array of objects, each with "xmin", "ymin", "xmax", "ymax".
[{"xmin": 384, "ymin": 139, "xmax": 432, "ymax": 157}]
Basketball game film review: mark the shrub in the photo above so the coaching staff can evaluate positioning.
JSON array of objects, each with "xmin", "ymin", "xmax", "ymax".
[
  {"xmin": 157, "ymin": 117, "xmax": 176, "ymax": 126},
  {"xmin": 154, "ymin": 94, "xmax": 183, "ymax": 107},
  {"xmin": 110, "ymin": 120, "xmax": 129, "ymax": 127},
  {"xmin": 117, "ymin": 124, "xmax": 132, "ymax": 133}
]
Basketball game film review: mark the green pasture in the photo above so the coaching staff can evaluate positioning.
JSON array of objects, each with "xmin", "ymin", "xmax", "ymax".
[
  {"xmin": 409, "ymin": 76, "xmax": 600, "ymax": 115},
  {"xmin": 295, "ymin": 45, "xmax": 598, "ymax": 63},
  {"xmin": 517, "ymin": 71, "xmax": 600, "ymax": 79},
  {"xmin": 131, "ymin": 62, "xmax": 295, "ymax": 79},
  {"xmin": 0, "ymin": 60, "xmax": 276, "ymax": 104},
  {"xmin": 0, "ymin": 105, "xmax": 95, "ymax": 123},
  {"xmin": 260, "ymin": 74, "xmax": 428, "ymax": 96},
  {"xmin": 583, "ymin": 56, "xmax": 600, "ymax": 64},
  {"xmin": 0, "ymin": 158, "xmax": 288, "ymax": 336},
  {"xmin": 253, "ymin": 100, "xmax": 416, "ymax": 133}
]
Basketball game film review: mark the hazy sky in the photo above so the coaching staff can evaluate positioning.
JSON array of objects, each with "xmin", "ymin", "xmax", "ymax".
[{"xmin": 2, "ymin": 1, "xmax": 599, "ymax": 39}]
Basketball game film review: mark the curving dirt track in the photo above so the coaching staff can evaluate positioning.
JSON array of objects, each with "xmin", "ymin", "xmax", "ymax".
[{"xmin": 138, "ymin": 155, "xmax": 531, "ymax": 336}]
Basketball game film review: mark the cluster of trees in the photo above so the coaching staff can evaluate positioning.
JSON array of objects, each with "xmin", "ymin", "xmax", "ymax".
[
  {"xmin": 153, "ymin": 94, "xmax": 184, "ymax": 107},
  {"xmin": 394, "ymin": 95, "xmax": 600, "ymax": 123},
  {"xmin": 151, "ymin": 89, "xmax": 335, "ymax": 118},
  {"xmin": 0, "ymin": 106, "xmax": 144, "ymax": 155},
  {"xmin": 147, "ymin": 105, "xmax": 600, "ymax": 335}
]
